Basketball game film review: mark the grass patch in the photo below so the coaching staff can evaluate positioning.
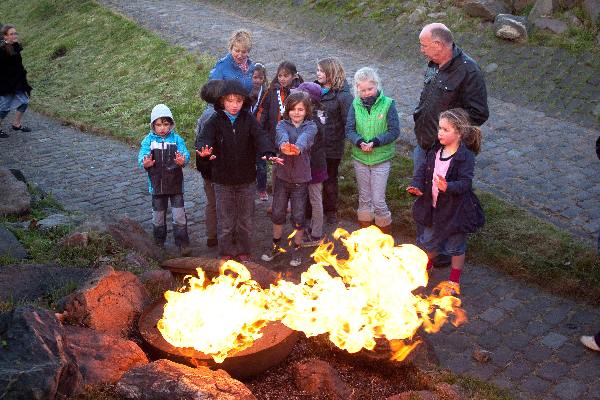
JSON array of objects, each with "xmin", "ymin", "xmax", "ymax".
[{"xmin": 0, "ymin": 0, "xmax": 212, "ymax": 150}]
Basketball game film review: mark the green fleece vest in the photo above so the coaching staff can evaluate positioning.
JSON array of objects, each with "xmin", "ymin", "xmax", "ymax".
[{"xmin": 351, "ymin": 93, "xmax": 395, "ymax": 165}]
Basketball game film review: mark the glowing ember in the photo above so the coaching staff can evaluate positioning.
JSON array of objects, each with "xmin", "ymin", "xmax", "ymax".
[{"xmin": 158, "ymin": 227, "xmax": 466, "ymax": 363}]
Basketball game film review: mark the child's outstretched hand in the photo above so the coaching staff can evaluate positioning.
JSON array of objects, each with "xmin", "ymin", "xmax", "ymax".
[
  {"xmin": 262, "ymin": 155, "xmax": 285, "ymax": 165},
  {"xmin": 196, "ymin": 146, "xmax": 216, "ymax": 160},
  {"xmin": 406, "ymin": 186, "xmax": 423, "ymax": 196},
  {"xmin": 434, "ymin": 174, "xmax": 447, "ymax": 192},
  {"xmin": 142, "ymin": 154, "xmax": 155, "ymax": 169},
  {"xmin": 360, "ymin": 142, "xmax": 374, "ymax": 152},
  {"xmin": 280, "ymin": 142, "xmax": 300, "ymax": 156},
  {"xmin": 174, "ymin": 151, "xmax": 185, "ymax": 166}
]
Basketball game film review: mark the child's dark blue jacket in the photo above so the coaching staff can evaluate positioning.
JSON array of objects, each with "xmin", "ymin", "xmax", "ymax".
[{"xmin": 410, "ymin": 142, "xmax": 484, "ymax": 236}]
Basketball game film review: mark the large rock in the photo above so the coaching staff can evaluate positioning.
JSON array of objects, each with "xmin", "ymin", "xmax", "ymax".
[
  {"xmin": 107, "ymin": 217, "xmax": 162, "ymax": 260},
  {"xmin": 116, "ymin": 359, "xmax": 256, "ymax": 400},
  {"xmin": 293, "ymin": 359, "xmax": 353, "ymax": 399},
  {"xmin": 583, "ymin": 0, "xmax": 600, "ymax": 25},
  {"xmin": 0, "ymin": 225, "xmax": 28, "ymax": 260},
  {"xmin": 529, "ymin": 0, "xmax": 559, "ymax": 19},
  {"xmin": 533, "ymin": 17, "xmax": 569, "ymax": 33},
  {"xmin": 0, "ymin": 263, "xmax": 92, "ymax": 303},
  {"xmin": 494, "ymin": 14, "xmax": 530, "ymax": 41},
  {"xmin": 37, "ymin": 213, "xmax": 72, "ymax": 230},
  {"xmin": 0, "ymin": 167, "xmax": 30, "ymax": 216},
  {"xmin": 58, "ymin": 265, "xmax": 150, "ymax": 336},
  {"xmin": 0, "ymin": 306, "xmax": 83, "ymax": 399},
  {"xmin": 462, "ymin": 0, "xmax": 511, "ymax": 21},
  {"xmin": 63, "ymin": 325, "xmax": 148, "ymax": 385}
]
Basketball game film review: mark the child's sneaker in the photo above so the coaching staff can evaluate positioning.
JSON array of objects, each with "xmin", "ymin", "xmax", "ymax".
[
  {"xmin": 301, "ymin": 233, "xmax": 322, "ymax": 248},
  {"xmin": 261, "ymin": 243, "xmax": 284, "ymax": 262},
  {"xmin": 0, "ymin": 129, "xmax": 8, "ymax": 138},
  {"xmin": 290, "ymin": 247, "xmax": 302, "ymax": 267},
  {"xmin": 580, "ymin": 336, "xmax": 600, "ymax": 352},
  {"xmin": 258, "ymin": 191, "xmax": 269, "ymax": 202}
]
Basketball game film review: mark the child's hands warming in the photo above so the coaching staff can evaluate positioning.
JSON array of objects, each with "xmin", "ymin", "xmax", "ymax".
[
  {"xmin": 280, "ymin": 142, "xmax": 300, "ymax": 156},
  {"xmin": 262, "ymin": 155, "xmax": 285, "ymax": 165},
  {"xmin": 142, "ymin": 154, "xmax": 155, "ymax": 169},
  {"xmin": 434, "ymin": 174, "xmax": 447, "ymax": 192},
  {"xmin": 196, "ymin": 146, "xmax": 216, "ymax": 160},
  {"xmin": 360, "ymin": 142, "xmax": 374, "ymax": 152},
  {"xmin": 174, "ymin": 151, "xmax": 185, "ymax": 166},
  {"xmin": 406, "ymin": 186, "xmax": 423, "ymax": 196}
]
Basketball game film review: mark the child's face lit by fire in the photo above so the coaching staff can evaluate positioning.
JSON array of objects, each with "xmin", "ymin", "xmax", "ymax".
[{"xmin": 223, "ymin": 94, "xmax": 244, "ymax": 115}]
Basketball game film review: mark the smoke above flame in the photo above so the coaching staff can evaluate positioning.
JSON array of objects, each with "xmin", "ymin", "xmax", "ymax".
[{"xmin": 157, "ymin": 227, "xmax": 467, "ymax": 363}]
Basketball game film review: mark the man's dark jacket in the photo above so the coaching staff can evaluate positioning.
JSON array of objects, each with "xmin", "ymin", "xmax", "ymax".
[
  {"xmin": 197, "ymin": 108, "xmax": 275, "ymax": 186},
  {"xmin": 413, "ymin": 45, "xmax": 488, "ymax": 150},
  {"xmin": 0, "ymin": 42, "xmax": 32, "ymax": 95}
]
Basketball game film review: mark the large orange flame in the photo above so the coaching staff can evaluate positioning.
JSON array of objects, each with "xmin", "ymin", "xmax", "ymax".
[{"xmin": 157, "ymin": 227, "xmax": 466, "ymax": 363}]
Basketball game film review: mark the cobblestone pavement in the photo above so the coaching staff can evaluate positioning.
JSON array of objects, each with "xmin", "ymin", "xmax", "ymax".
[
  {"xmin": 100, "ymin": 0, "xmax": 600, "ymax": 244},
  {"xmin": 0, "ymin": 1, "xmax": 598, "ymax": 398}
]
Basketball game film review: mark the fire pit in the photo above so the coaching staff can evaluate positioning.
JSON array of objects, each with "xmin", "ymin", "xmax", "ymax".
[{"xmin": 139, "ymin": 300, "xmax": 299, "ymax": 379}]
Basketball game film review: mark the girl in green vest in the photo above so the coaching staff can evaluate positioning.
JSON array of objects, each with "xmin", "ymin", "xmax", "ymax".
[{"xmin": 346, "ymin": 67, "xmax": 400, "ymax": 234}]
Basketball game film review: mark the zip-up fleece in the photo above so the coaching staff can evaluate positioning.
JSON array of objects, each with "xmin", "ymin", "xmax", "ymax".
[
  {"xmin": 138, "ymin": 130, "xmax": 190, "ymax": 195},
  {"xmin": 197, "ymin": 109, "xmax": 276, "ymax": 185},
  {"xmin": 275, "ymin": 119, "xmax": 317, "ymax": 184},
  {"xmin": 347, "ymin": 92, "xmax": 399, "ymax": 165}
]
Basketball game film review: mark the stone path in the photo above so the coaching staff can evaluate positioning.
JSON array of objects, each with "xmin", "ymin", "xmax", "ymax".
[
  {"xmin": 100, "ymin": 0, "xmax": 600, "ymax": 244},
  {"xmin": 0, "ymin": 1, "xmax": 598, "ymax": 398}
]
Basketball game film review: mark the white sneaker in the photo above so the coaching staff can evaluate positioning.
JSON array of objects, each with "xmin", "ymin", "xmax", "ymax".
[
  {"xmin": 289, "ymin": 248, "xmax": 302, "ymax": 267},
  {"xmin": 261, "ymin": 243, "xmax": 283, "ymax": 262},
  {"xmin": 580, "ymin": 336, "xmax": 600, "ymax": 351}
]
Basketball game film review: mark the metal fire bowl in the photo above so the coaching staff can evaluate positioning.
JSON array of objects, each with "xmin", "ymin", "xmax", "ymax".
[{"xmin": 139, "ymin": 300, "xmax": 300, "ymax": 379}]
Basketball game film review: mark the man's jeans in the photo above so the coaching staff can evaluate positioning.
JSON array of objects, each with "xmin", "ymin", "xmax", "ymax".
[{"xmin": 214, "ymin": 182, "xmax": 255, "ymax": 257}]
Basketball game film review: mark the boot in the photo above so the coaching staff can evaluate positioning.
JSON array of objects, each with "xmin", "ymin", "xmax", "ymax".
[
  {"xmin": 173, "ymin": 224, "xmax": 191, "ymax": 256},
  {"xmin": 153, "ymin": 224, "xmax": 167, "ymax": 248}
]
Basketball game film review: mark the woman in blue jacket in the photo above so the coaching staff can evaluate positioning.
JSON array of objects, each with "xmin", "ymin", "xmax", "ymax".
[{"xmin": 209, "ymin": 29, "xmax": 255, "ymax": 94}]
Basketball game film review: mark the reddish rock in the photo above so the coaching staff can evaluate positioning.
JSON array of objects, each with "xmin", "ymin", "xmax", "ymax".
[
  {"xmin": 387, "ymin": 391, "xmax": 439, "ymax": 400},
  {"xmin": 434, "ymin": 382, "xmax": 462, "ymax": 400},
  {"xmin": 59, "ymin": 231, "xmax": 89, "ymax": 247},
  {"xmin": 107, "ymin": 217, "xmax": 162, "ymax": 260},
  {"xmin": 161, "ymin": 256, "xmax": 278, "ymax": 288},
  {"xmin": 63, "ymin": 325, "xmax": 148, "ymax": 385},
  {"xmin": 293, "ymin": 359, "xmax": 353, "ymax": 399},
  {"xmin": 58, "ymin": 265, "xmax": 150, "ymax": 336},
  {"xmin": 116, "ymin": 359, "xmax": 256, "ymax": 400},
  {"xmin": 472, "ymin": 348, "xmax": 493, "ymax": 363},
  {"xmin": 140, "ymin": 269, "xmax": 176, "ymax": 298}
]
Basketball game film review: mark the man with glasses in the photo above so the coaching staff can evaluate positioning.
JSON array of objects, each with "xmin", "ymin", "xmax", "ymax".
[{"xmin": 412, "ymin": 23, "xmax": 489, "ymax": 267}]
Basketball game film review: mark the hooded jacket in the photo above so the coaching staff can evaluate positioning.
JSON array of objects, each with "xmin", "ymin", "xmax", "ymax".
[
  {"xmin": 317, "ymin": 80, "xmax": 354, "ymax": 159},
  {"xmin": 413, "ymin": 45, "xmax": 488, "ymax": 150},
  {"xmin": 197, "ymin": 107, "xmax": 276, "ymax": 186},
  {"xmin": 0, "ymin": 42, "xmax": 32, "ymax": 96},
  {"xmin": 410, "ymin": 141, "xmax": 485, "ymax": 236},
  {"xmin": 275, "ymin": 119, "xmax": 317, "ymax": 184},
  {"xmin": 209, "ymin": 53, "xmax": 255, "ymax": 94}
]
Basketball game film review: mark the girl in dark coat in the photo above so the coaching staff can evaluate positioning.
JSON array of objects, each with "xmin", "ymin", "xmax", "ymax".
[
  {"xmin": 407, "ymin": 108, "xmax": 485, "ymax": 288},
  {"xmin": 0, "ymin": 25, "xmax": 32, "ymax": 137},
  {"xmin": 315, "ymin": 57, "xmax": 353, "ymax": 223}
]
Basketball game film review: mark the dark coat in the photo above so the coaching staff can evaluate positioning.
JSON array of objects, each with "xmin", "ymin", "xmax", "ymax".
[
  {"xmin": 0, "ymin": 42, "xmax": 32, "ymax": 96},
  {"xmin": 257, "ymin": 80, "xmax": 301, "ymax": 144},
  {"xmin": 317, "ymin": 80, "xmax": 353, "ymax": 159},
  {"xmin": 413, "ymin": 45, "xmax": 488, "ymax": 150},
  {"xmin": 310, "ymin": 106, "xmax": 327, "ymax": 176},
  {"xmin": 197, "ymin": 109, "xmax": 276, "ymax": 186},
  {"xmin": 411, "ymin": 142, "xmax": 485, "ymax": 236}
]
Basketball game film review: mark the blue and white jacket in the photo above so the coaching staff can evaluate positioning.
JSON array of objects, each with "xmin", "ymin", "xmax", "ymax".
[
  {"xmin": 209, "ymin": 53, "xmax": 255, "ymax": 94},
  {"xmin": 138, "ymin": 130, "xmax": 190, "ymax": 195}
]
